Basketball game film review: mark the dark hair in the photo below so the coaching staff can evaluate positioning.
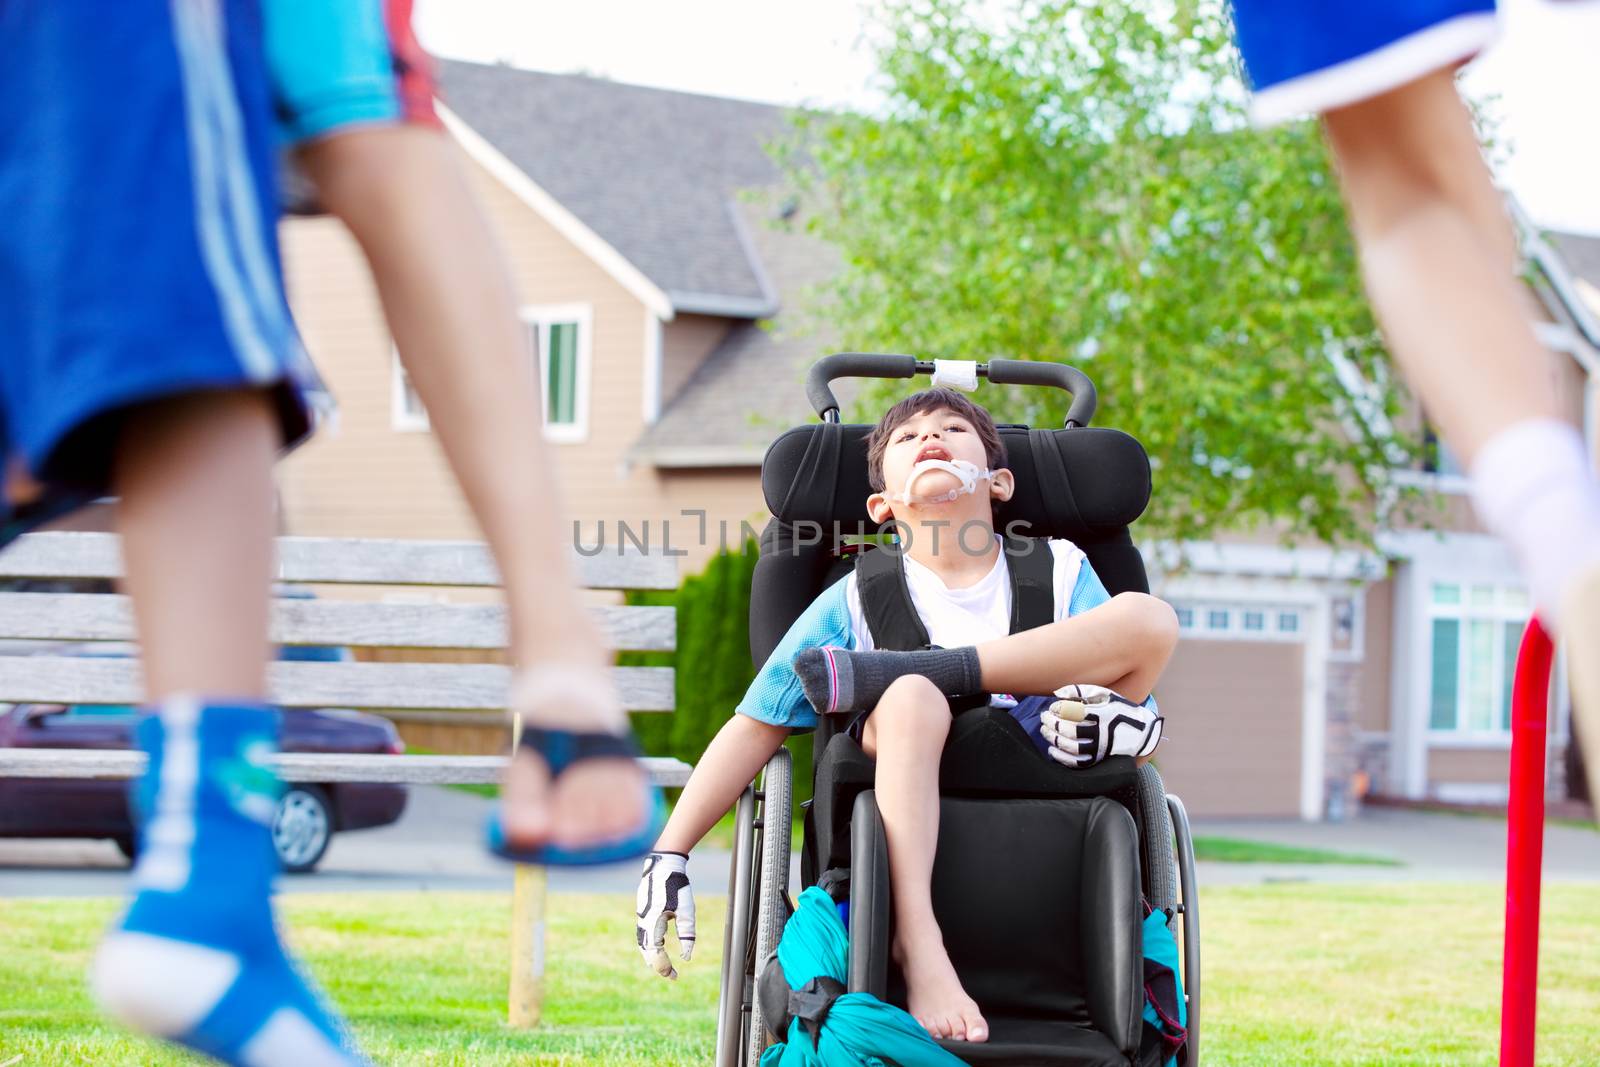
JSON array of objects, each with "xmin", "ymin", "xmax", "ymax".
[{"xmin": 865, "ymin": 388, "xmax": 1005, "ymax": 493}]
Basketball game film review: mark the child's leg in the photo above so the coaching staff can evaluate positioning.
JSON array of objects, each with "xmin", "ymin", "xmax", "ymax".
[
  {"xmin": 794, "ymin": 591, "xmax": 1177, "ymax": 714},
  {"xmin": 296, "ymin": 126, "xmax": 648, "ymax": 851},
  {"xmin": 1321, "ymin": 70, "xmax": 1558, "ymax": 464},
  {"xmin": 92, "ymin": 391, "xmax": 364, "ymax": 1065},
  {"xmin": 1321, "ymin": 72, "xmax": 1600, "ymax": 800},
  {"xmin": 113, "ymin": 393, "xmax": 276, "ymax": 697},
  {"xmin": 860, "ymin": 675, "xmax": 988, "ymax": 1043}
]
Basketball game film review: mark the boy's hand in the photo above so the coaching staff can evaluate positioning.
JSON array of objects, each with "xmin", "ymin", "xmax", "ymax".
[
  {"xmin": 1041, "ymin": 683, "xmax": 1163, "ymax": 767},
  {"xmin": 636, "ymin": 851, "xmax": 696, "ymax": 980}
]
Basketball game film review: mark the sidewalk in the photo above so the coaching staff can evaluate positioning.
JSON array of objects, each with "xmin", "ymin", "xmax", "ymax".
[
  {"xmin": 5, "ymin": 788, "xmax": 1596, "ymax": 897},
  {"xmin": 1191, "ymin": 805, "xmax": 1600, "ymax": 885}
]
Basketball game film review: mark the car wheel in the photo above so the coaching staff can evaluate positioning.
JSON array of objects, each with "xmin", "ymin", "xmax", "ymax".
[
  {"xmin": 112, "ymin": 835, "xmax": 138, "ymax": 864},
  {"xmin": 273, "ymin": 784, "xmax": 333, "ymax": 873}
]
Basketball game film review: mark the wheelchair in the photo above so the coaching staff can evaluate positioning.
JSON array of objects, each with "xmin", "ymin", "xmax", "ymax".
[{"xmin": 714, "ymin": 353, "xmax": 1201, "ymax": 1066}]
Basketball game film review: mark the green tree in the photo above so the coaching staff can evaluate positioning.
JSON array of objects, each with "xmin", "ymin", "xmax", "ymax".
[
  {"xmin": 626, "ymin": 543, "xmax": 813, "ymax": 801},
  {"xmin": 781, "ymin": 0, "xmax": 1421, "ymax": 546}
]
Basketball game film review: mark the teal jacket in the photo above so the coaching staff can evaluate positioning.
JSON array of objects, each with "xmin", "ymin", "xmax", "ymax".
[{"xmin": 759, "ymin": 887, "xmax": 969, "ymax": 1067}]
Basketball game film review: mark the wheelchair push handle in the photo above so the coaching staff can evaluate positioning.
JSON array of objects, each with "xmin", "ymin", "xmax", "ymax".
[
  {"xmin": 805, "ymin": 352, "xmax": 1098, "ymax": 428},
  {"xmin": 985, "ymin": 358, "xmax": 1097, "ymax": 427}
]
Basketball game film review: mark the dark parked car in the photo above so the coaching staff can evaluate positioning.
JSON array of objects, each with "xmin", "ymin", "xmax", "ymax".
[{"xmin": 0, "ymin": 702, "xmax": 408, "ymax": 873}]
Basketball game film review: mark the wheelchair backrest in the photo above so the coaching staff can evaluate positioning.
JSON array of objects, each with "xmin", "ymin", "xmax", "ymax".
[{"xmin": 751, "ymin": 420, "xmax": 1154, "ymax": 763}]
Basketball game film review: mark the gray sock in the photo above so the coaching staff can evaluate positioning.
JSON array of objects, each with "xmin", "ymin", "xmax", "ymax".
[{"xmin": 791, "ymin": 645, "xmax": 983, "ymax": 716}]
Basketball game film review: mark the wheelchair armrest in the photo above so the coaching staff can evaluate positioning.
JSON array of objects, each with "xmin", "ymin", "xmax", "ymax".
[
  {"xmin": 1079, "ymin": 796, "xmax": 1144, "ymax": 1055},
  {"xmin": 846, "ymin": 789, "xmax": 891, "ymax": 998}
]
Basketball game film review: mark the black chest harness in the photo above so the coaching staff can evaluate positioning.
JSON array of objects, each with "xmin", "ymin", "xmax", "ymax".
[
  {"xmin": 850, "ymin": 532, "xmax": 1058, "ymax": 709},
  {"xmin": 855, "ymin": 535, "xmax": 1055, "ymax": 639}
]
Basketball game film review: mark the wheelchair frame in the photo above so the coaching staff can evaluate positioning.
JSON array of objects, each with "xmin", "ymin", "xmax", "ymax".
[
  {"xmin": 715, "ymin": 750, "xmax": 1202, "ymax": 1067},
  {"xmin": 715, "ymin": 352, "xmax": 1202, "ymax": 1065}
]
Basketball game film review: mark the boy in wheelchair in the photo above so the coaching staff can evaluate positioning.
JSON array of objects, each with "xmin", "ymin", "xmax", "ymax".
[{"xmin": 636, "ymin": 388, "xmax": 1178, "ymax": 1044}]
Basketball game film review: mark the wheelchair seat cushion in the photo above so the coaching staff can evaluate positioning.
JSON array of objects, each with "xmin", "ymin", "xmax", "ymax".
[{"xmin": 807, "ymin": 708, "xmax": 1139, "ymax": 876}]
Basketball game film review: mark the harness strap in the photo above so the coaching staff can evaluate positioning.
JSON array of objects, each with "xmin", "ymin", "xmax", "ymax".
[
  {"xmin": 1027, "ymin": 428, "xmax": 1087, "ymax": 538},
  {"xmin": 789, "ymin": 975, "xmax": 848, "ymax": 1043},
  {"xmin": 855, "ymin": 540, "xmax": 931, "ymax": 651},
  {"xmin": 1005, "ymin": 531, "xmax": 1055, "ymax": 634}
]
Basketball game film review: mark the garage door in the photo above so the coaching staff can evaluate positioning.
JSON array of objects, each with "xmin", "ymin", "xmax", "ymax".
[{"xmin": 1151, "ymin": 638, "xmax": 1304, "ymax": 817}]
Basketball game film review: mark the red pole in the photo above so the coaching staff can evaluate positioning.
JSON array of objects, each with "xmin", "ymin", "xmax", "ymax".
[{"xmin": 1500, "ymin": 617, "xmax": 1553, "ymax": 1067}]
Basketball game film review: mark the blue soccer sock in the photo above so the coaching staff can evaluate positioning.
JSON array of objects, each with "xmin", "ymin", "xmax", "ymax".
[{"xmin": 91, "ymin": 698, "xmax": 368, "ymax": 1066}]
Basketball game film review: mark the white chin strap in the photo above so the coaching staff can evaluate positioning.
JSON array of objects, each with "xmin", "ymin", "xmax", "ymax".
[{"xmin": 892, "ymin": 459, "xmax": 993, "ymax": 505}]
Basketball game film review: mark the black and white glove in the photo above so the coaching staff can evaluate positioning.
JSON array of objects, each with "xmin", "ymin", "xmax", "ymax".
[
  {"xmin": 636, "ymin": 851, "xmax": 696, "ymax": 980},
  {"xmin": 1040, "ymin": 683, "xmax": 1164, "ymax": 768}
]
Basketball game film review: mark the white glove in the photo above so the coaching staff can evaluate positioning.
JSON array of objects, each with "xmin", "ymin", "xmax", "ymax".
[
  {"xmin": 636, "ymin": 851, "xmax": 696, "ymax": 980},
  {"xmin": 1040, "ymin": 683, "xmax": 1164, "ymax": 768}
]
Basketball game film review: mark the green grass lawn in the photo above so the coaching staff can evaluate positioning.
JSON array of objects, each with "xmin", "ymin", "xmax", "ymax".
[
  {"xmin": 3, "ymin": 884, "xmax": 1597, "ymax": 1065},
  {"xmin": 1191, "ymin": 836, "xmax": 1403, "ymax": 866}
]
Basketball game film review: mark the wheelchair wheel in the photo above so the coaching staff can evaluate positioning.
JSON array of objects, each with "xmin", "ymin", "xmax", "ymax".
[
  {"xmin": 1167, "ymin": 792, "xmax": 1201, "ymax": 1067},
  {"xmin": 748, "ymin": 747, "xmax": 793, "ymax": 1065},
  {"xmin": 714, "ymin": 783, "xmax": 757, "ymax": 1067},
  {"xmin": 714, "ymin": 749, "xmax": 795, "ymax": 1067},
  {"xmin": 1136, "ymin": 764, "xmax": 1180, "ymax": 912}
]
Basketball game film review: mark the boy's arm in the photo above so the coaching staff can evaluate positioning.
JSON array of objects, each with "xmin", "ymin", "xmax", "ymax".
[
  {"xmin": 655, "ymin": 575, "xmax": 855, "ymax": 853},
  {"xmin": 1066, "ymin": 555, "xmax": 1160, "ymax": 713},
  {"xmin": 654, "ymin": 714, "xmax": 789, "ymax": 853}
]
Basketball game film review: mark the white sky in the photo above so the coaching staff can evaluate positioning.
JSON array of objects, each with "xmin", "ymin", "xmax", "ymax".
[{"xmin": 415, "ymin": 0, "xmax": 1600, "ymax": 236}]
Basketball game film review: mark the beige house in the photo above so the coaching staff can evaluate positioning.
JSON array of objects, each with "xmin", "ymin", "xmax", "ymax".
[
  {"xmin": 280, "ymin": 62, "xmax": 835, "ymax": 560},
  {"xmin": 277, "ymin": 61, "xmax": 1600, "ymax": 819}
]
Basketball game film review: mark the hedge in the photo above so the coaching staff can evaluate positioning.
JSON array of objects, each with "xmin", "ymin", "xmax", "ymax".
[{"xmin": 624, "ymin": 542, "xmax": 813, "ymax": 804}]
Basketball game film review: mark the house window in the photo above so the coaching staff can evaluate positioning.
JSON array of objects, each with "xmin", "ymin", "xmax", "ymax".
[
  {"xmin": 522, "ymin": 305, "xmax": 592, "ymax": 443},
  {"xmin": 1421, "ymin": 426, "xmax": 1465, "ymax": 478},
  {"xmin": 1168, "ymin": 600, "xmax": 1305, "ymax": 642},
  {"xmin": 1428, "ymin": 582, "xmax": 1527, "ymax": 736},
  {"xmin": 391, "ymin": 350, "xmax": 429, "ymax": 432}
]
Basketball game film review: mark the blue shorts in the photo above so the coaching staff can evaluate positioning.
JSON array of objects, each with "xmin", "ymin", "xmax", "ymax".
[
  {"xmin": 1230, "ymin": 1, "xmax": 1499, "ymax": 126},
  {"xmin": 265, "ymin": 0, "xmax": 440, "ymax": 146},
  {"xmin": 0, "ymin": 1, "xmax": 314, "ymax": 510},
  {"xmin": 848, "ymin": 694, "xmax": 1055, "ymax": 757}
]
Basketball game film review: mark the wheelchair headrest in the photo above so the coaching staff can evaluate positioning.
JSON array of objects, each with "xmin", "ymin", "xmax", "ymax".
[{"xmin": 761, "ymin": 423, "xmax": 1150, "ymax": 540}]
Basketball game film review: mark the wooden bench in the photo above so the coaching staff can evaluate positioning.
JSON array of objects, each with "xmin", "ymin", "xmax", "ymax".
[{"xmin": 0, "ymin": 530, "xmax": 687, "ymax": 1026}]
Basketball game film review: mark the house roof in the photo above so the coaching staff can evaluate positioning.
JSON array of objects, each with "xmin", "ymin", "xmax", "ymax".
[
  {"xmin": 1543, "ymin": 230, "xmax": 1600, "ymax": 352},
  {"xmin": 629, "ymin": 195, "xmax": 846, "ymax": 467},
  {"xmin": 1550, "ymin": 231, "xmax": 1600, "ymax": 287},
  {"xmin": 438, "ymin": 60, "xmax": 793, "ymax": 318}
]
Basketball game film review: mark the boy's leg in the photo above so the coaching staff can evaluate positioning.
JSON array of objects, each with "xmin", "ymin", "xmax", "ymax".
[
  {"xmin": 1229, "ymin": 2, "xmax": 1600, "ymax": 805},
  {"xmin": 92, "ymin": 392, "xmax": 363, "ymax": 1065},
  {"xmin": 1321, "ymin": 70, "xmax": 1559, "ymax": 463},
  {"xmin": 794, "ymin": 591, "xmax": 1178, "ymax": 714},
  {"xmin": 1321, "ymin": 74, "xmax": 1600, "ymax": 800},
  {"xmin": 860, "ymin": 675, "xmax": 988, "ymax": 1043},
  {"xmin": 295, "ymin": 125, "xmax": 649, "ymax": 851},
  {"xmin": 113, "ymin": 393, "xmax": 276, "ymax": 698}
]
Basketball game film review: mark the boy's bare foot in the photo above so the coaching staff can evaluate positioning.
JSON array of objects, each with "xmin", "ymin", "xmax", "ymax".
[
  {"xmin": 896, "ymin": 938, "xmax": 989, "ymax": 1042},
  {"xmin": 497, "ymin": 667, "xmax": 652, "ymax": 852}
]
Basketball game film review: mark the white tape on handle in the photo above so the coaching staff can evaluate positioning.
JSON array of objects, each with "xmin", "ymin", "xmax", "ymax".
[{"xmin": 931, "ymin": 359, "xmax": 979, "ymax": 393}]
